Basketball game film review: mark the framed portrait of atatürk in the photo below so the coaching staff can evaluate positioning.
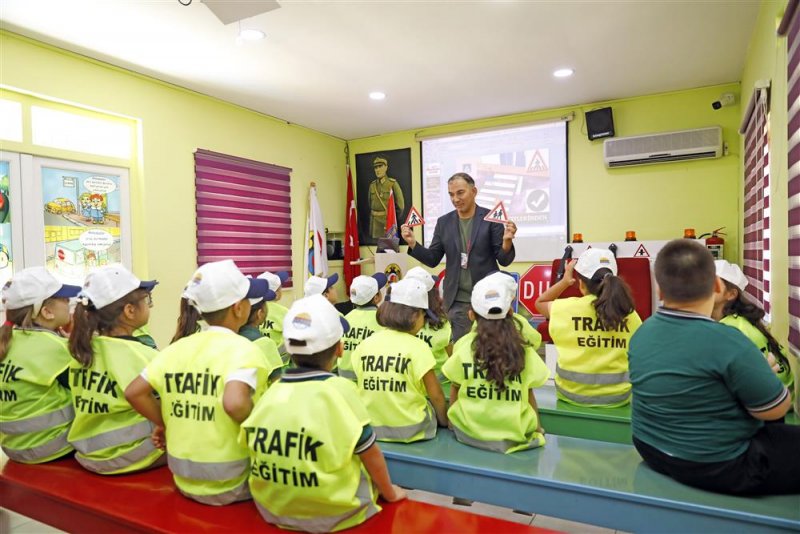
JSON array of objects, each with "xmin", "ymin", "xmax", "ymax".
[{"xmin": 355, "ymin": 148, "xmax": 412, "ymax": 246}]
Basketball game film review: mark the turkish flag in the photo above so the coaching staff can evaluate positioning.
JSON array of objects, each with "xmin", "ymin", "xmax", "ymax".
[
  {"xmin": 344, "ymin": 166, "xmax": 361, "ymax": 290},
  {"xmin": 384, "ymin": 190, "xmax": 398, "ymax": 238}
]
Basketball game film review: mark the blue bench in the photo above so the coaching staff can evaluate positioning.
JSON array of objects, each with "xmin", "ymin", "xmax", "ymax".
[{"xmin": 381, "ymin": 429, "xmax": 800, "ymax": 533}]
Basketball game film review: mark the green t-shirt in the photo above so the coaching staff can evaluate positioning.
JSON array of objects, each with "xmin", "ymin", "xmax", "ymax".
[
  {"xmin": 629, "ymin": 308, "xmax": 787, "ymax": 463},
  {"xmin": 455, "ymin": 217, "xmax": 473, "ymax": 303}
]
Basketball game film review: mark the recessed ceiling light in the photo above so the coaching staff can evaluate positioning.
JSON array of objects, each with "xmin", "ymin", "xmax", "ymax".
[
  {"xmin": 369, "ymin": 92, "xmax": 386, "ymax": 101},
  {"xmin": 239, "ymin": 28, "xmax": 265, "ymax": 41},
  {"xmin": 553, "ymin": 68, "xmax": 574, "ymax": 78}
]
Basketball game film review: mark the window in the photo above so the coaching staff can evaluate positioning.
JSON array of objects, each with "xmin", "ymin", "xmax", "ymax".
[
  {"xmin": 194, "ymin": 149, "xmax": 292, "ymax": 284},
  {"xmin": 31, "ymin": 106, "xmax": 132, "ymax": 159},
  {"xmin": 0, "ymin": 99, "xmax": 23, "ymax": 142}
]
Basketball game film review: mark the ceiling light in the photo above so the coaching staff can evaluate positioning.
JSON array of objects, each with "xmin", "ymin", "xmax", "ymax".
[
  {"xmin": 239, "ymin": 28, "xmax": 265, "ymax": 41},
  {"xmin": 369, "ymin": 92, "xmax": 386, "ymax": 101},
  {"xmin": 553, "ymin": 68, "xmax": 574, "ymax": 78}
]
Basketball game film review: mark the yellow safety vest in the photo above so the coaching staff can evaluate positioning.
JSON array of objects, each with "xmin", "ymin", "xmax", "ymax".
[
  {"xmin": 340, "ymin": 307, "xmax": 383, "ymax": 381},
  {"xmin": 253, "ymin": 336, "xmax": 285, "ymax": 373},
  {"xmin": 351, "ymin": 329, "xmax": 437, "ymax": 443},
  {"xmin": 416, "ymin": 320, "xmax": 452, "ymax": 382},
  {"xmin": 454, "ymin": 313, "xmax": 542, "ymax": 354},
  {"xmin": 549, "ymin": 295, "xmax": 641, "ymax": 407},
  {"xmin": 260, "ymin": 303, "xmax": 288, "ymax": 356},
  {"xmin": 721, "ymin": 314, "xmax": 795, "ymax": 391},
  {"xmin": 443, "ymin": 333, "xmax": 549, "ymax": 453},
  {"xmin": 0, "ymin": 329, "xmax": 74, "ymax": 463},
  {"xmin": 146, "ymin": 329, "xmax": 272, "ymax": 505},
  {"xmin": 67, "ymin": 336, "xmax": 164, "ymax": 474},
  {"xmin": 242, "ymin": 370, "xmax": 380, "ymax": 531}
]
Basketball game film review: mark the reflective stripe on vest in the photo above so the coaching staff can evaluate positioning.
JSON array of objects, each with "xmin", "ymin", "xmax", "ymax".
[
  {"xmin": 254, "ymin": 471, "xmax": 379, "ymax": 533},
  {"xmin": 167, "ymin": 454, "xmax": 249, "ymax": 481},
  {"xmin": 0, "ymin": 405, "xmax": 74, "ymax": 435},
  {"xmin": 556, "ymin": 384, "xmax": 631, "ymax": 405},
  {"xmin": 338, "ymin": 368, "xmax": 357, "ymax": 380},
  {"xmin": 452, "ymin": 426, "xmax": 542, "ymax": 454},
  {"xmin": 70, "ymin": 420, "xmax": 152, "ymax": 454},
  {"xmin": 2, "ymin": 427, "xmax": 71, "ymax": 462},
  {"xmin": 372, "ymin": 406, "xmax": 436, "ymax": 441},
  {"xmin": 178, "ymin": 478, "xmax": 251, "ymax": 506},
  {"xmin": 75, "ymin": 437, "xmax": 158, "ymax": 474},
  {"xmin": 556, "ymin": 364, "xmax": 630, "ymax": 386}
]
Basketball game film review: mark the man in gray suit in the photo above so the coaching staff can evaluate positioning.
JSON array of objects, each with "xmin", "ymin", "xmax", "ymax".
[{"xmin": 401, "ymin": 173, "xmax": 517, "ymax": 342}]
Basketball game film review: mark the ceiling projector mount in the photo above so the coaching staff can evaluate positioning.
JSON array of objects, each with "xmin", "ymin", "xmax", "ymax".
[{"xmin": 179, "ymin": 0, "xmax": 281, "ymax": 25}]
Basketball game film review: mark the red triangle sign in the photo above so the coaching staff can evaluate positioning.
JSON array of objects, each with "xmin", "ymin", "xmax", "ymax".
[
  {"xmin": 634, "ymin": 243, "xmax": 650, "ymax": 257},
  {"xmin": 484, "ymin": 201, "xmax": 510, "ymax": 224},
  {"xmin": 404, "ymin": 206, "xmax": 425, "ymax": 228}
]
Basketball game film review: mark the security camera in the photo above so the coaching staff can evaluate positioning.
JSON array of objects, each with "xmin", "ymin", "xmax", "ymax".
[{"xmin": 712, "ymin": 93, "xmax": 736, "ymax": 110}]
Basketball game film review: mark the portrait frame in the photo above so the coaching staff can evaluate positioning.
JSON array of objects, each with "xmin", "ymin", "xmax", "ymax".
[{"xmin": 355, "ymin": 148, "xmax": 412, "ymax": 246}]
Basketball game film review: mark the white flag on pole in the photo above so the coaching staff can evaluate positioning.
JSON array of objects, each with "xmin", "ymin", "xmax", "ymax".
[{"xmin": 304, "ymin": 184, "xmax": 328, "ymax": 281}]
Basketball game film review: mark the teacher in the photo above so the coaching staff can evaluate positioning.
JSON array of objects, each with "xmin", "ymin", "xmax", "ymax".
[{"xmin": 401, "ymin": 173, "xmax": 517, "ymax": 342}]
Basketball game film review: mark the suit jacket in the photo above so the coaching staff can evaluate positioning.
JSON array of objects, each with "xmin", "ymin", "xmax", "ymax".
[{"xmin": 408, "ymin": 205, "xmax": 515, "ymax": 310}]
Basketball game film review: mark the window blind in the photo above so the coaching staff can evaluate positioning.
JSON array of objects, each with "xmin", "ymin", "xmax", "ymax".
[
  {"xmin": 785, "ymin": 3, "xmax": 800, "ymax": 351},
  {"xmin": 194, "ymin": 149, "xmax": 292, "ymax": 285}
]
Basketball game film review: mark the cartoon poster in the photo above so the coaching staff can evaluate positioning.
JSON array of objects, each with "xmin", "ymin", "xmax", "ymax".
[
  {"xmin": 0, "ymin": 161, "xmax": 11, "ymax": 288},
  {"xmin": 42, "ymin": 167, "xmax": 121, "ymax": 286}
]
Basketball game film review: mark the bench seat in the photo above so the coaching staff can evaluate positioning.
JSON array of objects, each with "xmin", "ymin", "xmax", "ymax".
[{"xmin": 380, "ymin": 429, "xmax": 800, "ymax": 533}]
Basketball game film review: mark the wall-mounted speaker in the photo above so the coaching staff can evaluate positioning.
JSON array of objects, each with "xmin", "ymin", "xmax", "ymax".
[
  {"xmin": 326, "ymin": 239, "xmax": 343, "ymax": 260},
  {"xmin": 585, "ymin": 107, "xmax": 615, "ymax": 141}
]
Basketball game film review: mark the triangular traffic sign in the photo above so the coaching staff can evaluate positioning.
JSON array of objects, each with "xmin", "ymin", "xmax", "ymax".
[
  {"xmin": 404, "ymin": 206, "xmax": 425, "ymax": 228},
  {"xmin": 484, "ymin": 201, "xmax": 510, "ymax": 224},
  {"xmin": 634, "ymin": 243, "xmax": 650, "ymax": 257}
]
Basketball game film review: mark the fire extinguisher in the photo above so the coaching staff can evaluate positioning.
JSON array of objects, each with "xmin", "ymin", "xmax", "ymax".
[{"xmin": 699, "ymin": 227, "xmax": 725, "ymax": 260}]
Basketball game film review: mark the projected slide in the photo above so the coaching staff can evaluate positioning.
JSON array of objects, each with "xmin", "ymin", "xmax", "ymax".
[{"xmin": 421, "ymin": 121, "xmax": 568, "ymax": 262}]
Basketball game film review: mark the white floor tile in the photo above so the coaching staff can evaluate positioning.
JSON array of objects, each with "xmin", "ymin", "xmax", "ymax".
[
  {"xmin": 533, "ymin": 514, "xmax": 615, "ymax": 534},
  {"xmin": 11, "ymin": 519, "xmax": 66, "ymax": 534}
]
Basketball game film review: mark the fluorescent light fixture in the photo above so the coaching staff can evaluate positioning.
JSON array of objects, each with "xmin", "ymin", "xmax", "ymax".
[
  {"xmin": 553, "ymin": 68, "xmax": 574, "ymax": 78},
  {"xmin": 369, "ymin": 92, "xmax": 386, "ymax": 101},
  {"xmin": 239, "ymin": 28, "xmax": 265, "ymax": 41}
]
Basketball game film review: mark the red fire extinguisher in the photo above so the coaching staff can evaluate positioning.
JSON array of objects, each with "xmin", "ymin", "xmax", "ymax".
[{"xmin": 699, "ymin": 227, "xmax": 725, "ymax": 260}]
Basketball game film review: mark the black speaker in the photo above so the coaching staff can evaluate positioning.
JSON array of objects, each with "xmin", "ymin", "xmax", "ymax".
[
  {"xmin": 326, "ymin": 239, "xmax": 343, "ymax": 260},
  {"xmin": 585, "ymin": 107, "xmax": 615, "ymax": 141}
]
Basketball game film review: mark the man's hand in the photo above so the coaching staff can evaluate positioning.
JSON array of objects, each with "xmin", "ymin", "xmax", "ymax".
[
  {"xmin": 401, "ymin": 224, "xmax": 416, "ymax": 248},
  {"xmin": 503, "ymin": 221, "xmax": 517, "ymax": 241}
]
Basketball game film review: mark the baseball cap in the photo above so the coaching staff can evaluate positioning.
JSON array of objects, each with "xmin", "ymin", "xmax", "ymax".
[
  {"xmin": 349, "ymin": 273, "xmax": 388, "ymax": 306},
  {"xmin": 79, "ymin": 264, "xmax": 157, "ymax": 310},
  {"xmin": 575, "ymin": 248, "xmax": 618, "ymax": 279},
  {"xmin": 715, "ymin": 260, "xmax": 748, "ymax": 292},
  {"xmin": 404, "ymin": 266, "xmax": 436, "ymax": 292},
  {"xmin": 387, "ymin": 278, "xmax": 429, "ymax": 309},
  {"xmin": 183, "ymin": 260, "xmax": 270, "ymax": 314},
  {"xmin": 258, "ymin": 271, "xmax": 289, "ymax": 292},
  {"xmin": 2, "ymin": 267, "xmax": 82, "ymax": 316},
  {"xmin": 283, "ymin": 294, "xmax": 350, "ymax": 355},
  {"xmin": 471, "ymin": 272, "xmax": 516, "ymax": 320},
  {"xmin": 304, "ymin": 273, "xmax": 339, "ymax": 297}
]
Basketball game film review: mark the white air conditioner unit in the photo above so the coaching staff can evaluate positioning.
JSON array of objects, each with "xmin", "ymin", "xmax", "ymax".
[{"xmin": 603, "ymin": 126, "xmax": 723, "ymax": 168}]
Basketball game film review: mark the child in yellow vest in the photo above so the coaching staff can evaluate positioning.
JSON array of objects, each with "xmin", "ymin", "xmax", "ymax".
[
  {"xmin": 238, "ymin": 284, "xmax": 283, "ymax": 381},
  {"xmin": 713, "ymin": 260, "xmax": 795, "ymax": 399},
  {"xmin": 405, "ymin": 267, "xmax": 453, "ymax": 382},
  {"xmin": 352, "ymin": 278, "xmax": 448, "ymax": 442},
  {"xmin": 0, "ymin": 267, "xmax": 80, "ymax": 463},
  {"xmin": 67, "ymin": 264, "xmax": 165, "ymax": 474},
  {"xmin": 257, "ymin": 271, "xmax": 290, "ymax": 357},
  {"xmin": 444, "ymin": 272, "xmax": 550, "ymax": 453},
  {"xmin": 340, "ymin": 273, "xmax": 387, "ymax": 381},
  {"xmin": 536, "ymin": 249, "xmax": 641, "ymax": 407},
  {"xmin": 242, "ymin": 294, "xmax": 405, "ymax": 532},
  {"xmin": 125, "ymin": 260, "xmax": 274, "ymax": 505}
]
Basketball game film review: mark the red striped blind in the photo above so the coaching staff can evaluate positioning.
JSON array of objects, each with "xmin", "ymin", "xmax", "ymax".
[
  {"xmin": 743, "ymin": 90, "xmax": 771, "ymax": 321},
  {"xmin": 194, "ymin": 149, "xmax": 293, "ymax": 285},
  {"xmin": 788, "ymin": 6, "xmax": 800, "ymax": 352}
]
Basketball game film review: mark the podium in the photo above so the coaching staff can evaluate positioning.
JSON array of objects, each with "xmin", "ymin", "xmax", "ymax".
[{"xmin": 374, "ymin": 252, "xmax": 409, "ymax": 283}]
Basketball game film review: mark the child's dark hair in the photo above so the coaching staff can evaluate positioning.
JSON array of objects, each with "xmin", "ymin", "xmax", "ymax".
[
  {"xmin": 377, "ymin": 286, "xmax": 422, "ymax": 333},
  {"xmin": 70, "ymin": 289, "xmax": 149, "ymax": 367},
  {"xmin": 578, "ymin": 270, "xmax": 635, "ymax": 331},
  {"xmin": 247, "ymin": 301, "xmax": 265, "ymax": 326},
  {"xmin": 287, "ymin": 340, "xmax": 339, "ymax": 369},
  {"xmin": 472, "ymin": 314, "xmax": 525, "ymax": 391},
  {"xmin": 171, "ymin": 298, "xmax": 229, "ymax": 344},
  {"xmin": 655, "ymin": 239, "xmax": 716, "ymax": 302},
  {"xmin": 0, "ymin": 306, "xmax": 35, "ymax": 361},
  {"xmin": 424, "ymin": 287, "xmax": 447, "ymax": 330},
  {"xmin": 721, "ymin": 280, "xmax": 789, "ymax": 369}
]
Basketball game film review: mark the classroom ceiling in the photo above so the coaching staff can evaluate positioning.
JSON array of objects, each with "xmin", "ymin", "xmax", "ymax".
[{"xmin": 0, "ymin": 0, "xmax": 760, "ymax": 140}]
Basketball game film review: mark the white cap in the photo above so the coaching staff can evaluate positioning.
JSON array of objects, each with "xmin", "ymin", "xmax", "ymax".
[
  {"xmin": 2, "ymin": 267, "xmax": 81, "ymax": 316},
  {"xmin": 404, "ymin": 266, "xmax": 436, "ymax": 292},
  {"xmin": 79, "ymin": 264, "xmax": 157, "ymax": 310},
  {"xmin": 283, "ymin": 294, "xmax": 350, "ymax": 355},
  {"xmin": 471, "ymin": 272, "xmax": 516, "ymax": 320},
  {"xmin": 715, "ymin": 260, "xmax": 748, "ymax": 292},
  {"xmin": 387, "ymin": 278, "xmax": 429, "ymax": 309},
  {"xmin": 183, "ymin": 260, "xmax": 269, "ymax": 313},
  {"xmin": 258, "ymin": 271, "xmax": 289, "ymax": 292},
  {"xmin": 575, "ymin": 248, "xmax": 618, "ymax": 279},
  {"xmin": 349, "ymin": 273, "xmax": 388, "ymax": 306},
  {"xmin": 304, "ymin": 273, "xmax": 339, "ymax": 297}
]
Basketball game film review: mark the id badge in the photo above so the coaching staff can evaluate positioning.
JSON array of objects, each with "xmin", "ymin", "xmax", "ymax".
[{"xmin": 460, "ymin": 252, "xmax": 468, "ymax": 269}]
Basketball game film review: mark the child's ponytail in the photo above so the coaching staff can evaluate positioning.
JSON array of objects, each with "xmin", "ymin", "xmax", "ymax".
[
  {"xmin": 473, "ymin": 314, "xmax": 525, "ymax": 391},
  {"xmin": 69, "ymin": 302, "xmax": 100, "ymax": 367},
  {"xmin": 583, "ymin": 270, "xmax": 635, "ymax": 331},
  {"xmin": 0, "ymin": 307, "xmax": 34, "ymax": 361},
  {"xmin": 171, "ymin": 297, "xmax": 202, "ymax": 344}
]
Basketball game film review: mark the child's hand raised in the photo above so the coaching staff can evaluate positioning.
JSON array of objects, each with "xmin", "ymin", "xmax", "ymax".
[{"xmin": 563, "ymin": 259, "xmax": 577, "ymax": 285}]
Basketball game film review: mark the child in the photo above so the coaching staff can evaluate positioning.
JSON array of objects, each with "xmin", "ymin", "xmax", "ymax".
[
  {"xmin": 304, "ymin": 273, "xmax": 339, "ymax": 305},
  {"xmin": 629, "ymin": 239, "xmax": 797, "ymax": 495},
  {"xmin": 0, "ymin": 267, "xmax": 80, "ymax": 463},
  {"xmin": 339, "ymin": 273, "xmax": 387, "ymax": 380},
  {"xmin": 242, "ymin": 294, "xmax": 405, "ymax": 532},
  {"xmin": 351, "ymin": 278, "xmax": 448, "ymax": 442},
  {"xmin": 257, "ymin": 271, "xmax": 290, "ymax": 354},
  {"xmin": 125, "ymin": 260, "xmax": 274, "ymax": 505},
  {"xmin": 536, "ymin": 249, "xmax": 641, "ymax": 407},
  {"xmin": 67, "ymin": 264, "xmax": 165, "ymax": 474},
  {"xmin": 405, "ymin": 267, "xmax": 452, "ymax": 382},
  {"xmin": 238, "ymin": 285, "xmax": 283, "ymax": 381},
  {"xmin": 713, "ymin": 260, "xmax": 794, "ymax": 396},
  {"xmin": 443, "ymin": 272, "xmax": 550, "ymax": 453}
]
